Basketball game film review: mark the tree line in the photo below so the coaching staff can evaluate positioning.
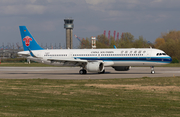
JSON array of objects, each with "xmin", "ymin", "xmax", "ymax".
[
  {"xmin": 154, "ymin": 30, "xmax": 180, "ymax": 62},
  {"xmin": 79, "ymin": 31, "xmax": 180, "ymax": 63}
]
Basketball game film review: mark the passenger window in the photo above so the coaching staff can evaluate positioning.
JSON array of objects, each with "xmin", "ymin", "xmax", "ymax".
[{"xmin": 143, "ymin": 51, "xmax": 146, "ymax": 53}]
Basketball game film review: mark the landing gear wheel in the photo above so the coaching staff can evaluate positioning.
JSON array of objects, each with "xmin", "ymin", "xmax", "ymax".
[
  {"xmin": 83, "ymin": 70, "xmax": 87, "ymax": 74},
  {"xmin": 150, "ymin": 66, "xmax": 155, "ymax": 74},
  {"xmin": 79, "ymin": 69, "xmax": 87, "ymax": 74},
  {"xmin": 151, "ymin": 70, "xmax": 155, "ymax": 74},
  {"xmin": 79, "ymin": 70, "xmax": 83, "ymax": 74}
]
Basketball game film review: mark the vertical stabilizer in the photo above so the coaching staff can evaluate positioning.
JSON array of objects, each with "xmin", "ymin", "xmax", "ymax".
[{"xmin": 19, "ymin": 26, "xmax": 43, "ymax": 51}]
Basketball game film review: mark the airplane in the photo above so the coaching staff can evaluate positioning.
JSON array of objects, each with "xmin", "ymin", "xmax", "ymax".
[{"xmin": 18, "ymin": 26, "xmax": 172, "ymax": 74}]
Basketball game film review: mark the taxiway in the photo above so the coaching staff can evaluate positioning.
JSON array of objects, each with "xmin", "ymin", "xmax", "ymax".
[{"xmin": 0, "ymin": 67, "xmax": 179, "ymax": 79}]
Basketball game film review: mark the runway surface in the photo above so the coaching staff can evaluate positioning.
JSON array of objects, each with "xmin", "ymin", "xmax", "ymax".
[{"xmin": 0, "ymin": 67, "xmax": 180, "ymax": 79}]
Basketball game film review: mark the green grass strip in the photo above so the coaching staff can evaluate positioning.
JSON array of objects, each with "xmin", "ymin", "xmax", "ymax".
[{"xmin": 0, "ymin": 77, "xmax": 180, "ymax": 117}]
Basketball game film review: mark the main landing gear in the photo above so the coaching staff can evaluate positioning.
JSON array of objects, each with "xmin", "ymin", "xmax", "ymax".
[
  {"xmin": 79, "ymin": 69, "xmax": 87, "ymax": 74},
  {"xmin": 79, "ymin": 69, "xmax": 106, "ymax": 74},
  {"xmin": 151, "ymin": 66, "xmax": 155, "ymax": 74}
]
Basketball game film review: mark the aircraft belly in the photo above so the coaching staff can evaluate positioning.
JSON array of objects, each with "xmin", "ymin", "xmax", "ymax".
[{"xmin": 112, "ymin": 61, "xmax": 158, "ymax": 66}]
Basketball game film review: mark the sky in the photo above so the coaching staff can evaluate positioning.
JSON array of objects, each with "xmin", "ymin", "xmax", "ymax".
[{"xmin": 0, "ymin": 0, "xmax": 180, "ymax": 48}]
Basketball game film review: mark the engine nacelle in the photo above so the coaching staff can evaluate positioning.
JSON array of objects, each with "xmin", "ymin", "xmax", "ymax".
[
  {"xmin": 112, "ymin": 66, "xmax": 130, "ymax": 71},
  {"xmin": 86, "ymin": 62, "xmax": 104, "ymax": 72}
]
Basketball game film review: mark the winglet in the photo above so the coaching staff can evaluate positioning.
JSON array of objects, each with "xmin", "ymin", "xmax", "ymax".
[{"xmin": 113, "ymin": 45, "xmax": 117, "ymax": 49}]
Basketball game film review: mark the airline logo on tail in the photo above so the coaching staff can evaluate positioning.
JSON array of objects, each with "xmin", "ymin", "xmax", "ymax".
[{"xmin": 23, "ymin": 36, "xmax": 32, "ymax": 47}]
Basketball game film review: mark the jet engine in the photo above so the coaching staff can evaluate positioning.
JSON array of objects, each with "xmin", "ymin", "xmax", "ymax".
[
  {"xmin": 112, "ymin": 66, "xmax": 130, "ymax": 71},
  {"xmin": 86, "ymin": 62, "xmax": 104, "ymax": 72}
]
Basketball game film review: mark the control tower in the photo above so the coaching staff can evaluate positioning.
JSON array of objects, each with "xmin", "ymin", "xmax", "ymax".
[{"xmin": 64, "ymin": 18, "xmax": 74, "ymax": 49}]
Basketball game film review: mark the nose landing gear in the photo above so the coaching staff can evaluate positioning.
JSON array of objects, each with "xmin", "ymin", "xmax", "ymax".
[{"xmin": 151, "ymin": 66, "xmax": 155, "ymax": 74}]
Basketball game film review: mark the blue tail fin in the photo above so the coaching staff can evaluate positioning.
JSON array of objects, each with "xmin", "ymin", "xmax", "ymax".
[{"xmin": 19, "ymin": 26, "xmax": 44, "ymax": 51}]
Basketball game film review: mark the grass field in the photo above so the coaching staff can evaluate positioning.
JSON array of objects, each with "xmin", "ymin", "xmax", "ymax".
[{"xmin": 0, "ymin": 77, "xmax": 180, "ymax": 117}]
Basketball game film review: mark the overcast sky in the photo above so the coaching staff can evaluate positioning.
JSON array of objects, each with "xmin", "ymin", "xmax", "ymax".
[{"xmin": 0, "ymin": 0, "xmax": 180, "ymax": 48}]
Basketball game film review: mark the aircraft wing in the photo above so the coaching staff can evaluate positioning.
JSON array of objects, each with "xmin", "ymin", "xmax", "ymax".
[
  {"xmin": 47, "ymin": 58, "xmax": 88, "ymax": 66},
  {"xmin": 48, "ymin": 58, "xmax": 88, "ymax": 63}
]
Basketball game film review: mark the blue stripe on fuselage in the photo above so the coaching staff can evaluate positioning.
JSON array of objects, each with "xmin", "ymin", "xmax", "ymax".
[{"xmin": 75, "ymin": 57, "xmax": 172, "ymax": 63}]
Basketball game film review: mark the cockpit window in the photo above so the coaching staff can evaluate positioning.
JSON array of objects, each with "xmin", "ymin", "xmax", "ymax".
[
  {"xmin": 163, "ymin": 53, "xmax": 167, "ymax": 55},
  {"xmin": 156, "ymin": 53, "xmax": 167, "ymax": 56}
]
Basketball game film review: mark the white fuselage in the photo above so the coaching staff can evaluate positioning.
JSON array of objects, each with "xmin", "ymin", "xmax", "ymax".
[{"xmin": 18, "ymin": 48, "xmax": 172, "ymax": 67}]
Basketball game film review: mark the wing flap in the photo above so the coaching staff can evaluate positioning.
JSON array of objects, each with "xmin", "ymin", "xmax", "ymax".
[
  {"xmin": 47, "ymin": 58, "xmax": 88, "ymax": 63},
  {"xmin": 47, "ymin": 58, "xmax": 88, "ymax": 66}
]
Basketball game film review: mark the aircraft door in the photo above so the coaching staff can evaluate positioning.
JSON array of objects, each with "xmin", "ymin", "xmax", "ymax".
[
  {"xmin": 69, "ymin": 52, "xmax": 73, "ymax": 57},
  {"xmin": 146, "ymin": 50, "xmax": 151, "ymax": 60}
]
